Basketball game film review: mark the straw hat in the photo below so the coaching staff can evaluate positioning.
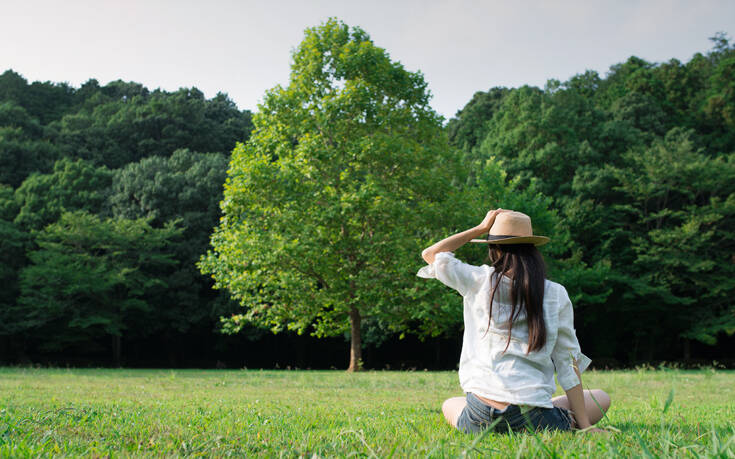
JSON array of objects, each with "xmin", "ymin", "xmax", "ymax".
[{"xmin": 469, "ymin": 211, "xmax": 550, "ymax": 246}]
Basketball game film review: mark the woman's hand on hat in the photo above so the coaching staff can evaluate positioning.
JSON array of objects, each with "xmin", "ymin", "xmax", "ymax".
[{"xmin": 478, "ymin": 208, "xmax": 510, "ymax": 234}]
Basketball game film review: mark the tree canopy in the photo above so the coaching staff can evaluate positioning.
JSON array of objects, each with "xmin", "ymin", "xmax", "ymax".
[
  {"xmin": 0, "ymin": 70, "xmax": 252, "ymax": 365},
  {"xmin": 449, "ymin": 32, "xmax": 735, "ymax": 361},
  {"xmin": 16, "ymin": 212, "xmax": 181, "ymax": 365},
  {"xmin": 201, "ymin": 18, "xmax": 464, "ymax": 370}
]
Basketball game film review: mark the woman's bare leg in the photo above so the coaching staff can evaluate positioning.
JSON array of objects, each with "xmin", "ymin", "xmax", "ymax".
[
  {"xmin": 442, "ymin": 397, "xmax": 467, "ymax": 428},
  {"xmin": 552, "ymin": 389, "xmax": 611, "ymax": 427}
]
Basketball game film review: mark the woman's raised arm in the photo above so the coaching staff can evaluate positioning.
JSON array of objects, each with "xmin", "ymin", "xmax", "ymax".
[{"xmin": 421, "ymin": 208, "xmax": 508, "ymax": 264}]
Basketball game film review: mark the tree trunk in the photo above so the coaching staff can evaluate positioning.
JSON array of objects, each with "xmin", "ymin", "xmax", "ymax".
[
  {"xmin": 112, "ymin": 335, "xmax": 122, "ymax": 367},
  {"xmin": 683, "ymin": 338, "xmax": 691, "ymax": 361},
  {"xmin": 347, "ymin": 307, "xmax": 362, "ymax": 372}
]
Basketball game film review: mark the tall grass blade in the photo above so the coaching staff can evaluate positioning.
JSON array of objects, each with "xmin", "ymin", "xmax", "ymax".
[
  {"xmin": 662, "ymin": 388, "xmax": 674, "ymax": 414},
  {"xmin": 460, "ymin": 417, "xmax": 502, "ymax": 457}
]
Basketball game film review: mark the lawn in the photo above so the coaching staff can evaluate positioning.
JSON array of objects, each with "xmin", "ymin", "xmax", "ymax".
[{"xmin": 1, "ymin": 367, "xmax": 733, "ymax": 457}]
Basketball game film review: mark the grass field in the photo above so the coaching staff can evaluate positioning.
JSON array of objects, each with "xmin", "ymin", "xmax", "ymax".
[{"xmin": 1, "ymin": 367, "xmax": 734, "ymax": 457}]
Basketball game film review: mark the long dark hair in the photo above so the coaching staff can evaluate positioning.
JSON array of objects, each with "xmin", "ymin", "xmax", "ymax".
[{"xmin": 485, "ymin": 243, "xmax": 547, "ymax": 354}]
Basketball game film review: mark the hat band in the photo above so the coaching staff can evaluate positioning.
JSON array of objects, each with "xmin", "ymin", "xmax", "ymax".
[{"xmin": 486, "ymin": 234, "xmax": 525, "ymax": 241}]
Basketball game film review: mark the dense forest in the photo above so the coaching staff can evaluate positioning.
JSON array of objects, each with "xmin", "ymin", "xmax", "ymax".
[
  {"xmin": 447, "ymin": 32, "xmax": 735, "ymax": 363},
  {"xmin": 0, "ymin": 31, "xmax": 733, "ymax": 369},
  {"xmin": 0, "ymin": 72, "xmax": 257, "ymax": 366}
]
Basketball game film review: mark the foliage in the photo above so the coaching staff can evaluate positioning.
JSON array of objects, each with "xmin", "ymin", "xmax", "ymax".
[
  {"xmin": 14, "ymin": 212, "xmax": 181, "ymax": 362},
  {"xmin": 446, "ymin": 87, "xmax": 510, "ymax": 151},
  {"xmin": 108, "ymin": 149, "xmax": 239, "ymax": 335},
  {"xmin": 201, "ymin": 18, "xmax": 462, "ymax": 369},
  {"xmin": 13, "ymin": 158, "xmax": 112, "ymax": 230},
  {"xmin": 0, "ymin": 102, "xmax": 58, "ymax": 188},
  {"xmin": 2, "ymin": 28, "xmax": 735, "ymax": 367},
  {"xmin": 449, "ymin": 33, "xmax": 735, "ymax": 361},
  {"xmin": 0, "ymin": 70, "xmax": 254, "ymax": 364},
  {"xmin": 0, "ymin": 70, "xmax": 76, "ymax": 124},
  {"xmin": 0, "ymin": 185, "xmax": 27, "ymax": 336},
  {"xmin": 611, "ymin": 128, "xmax": 735, "ymax": 345},
  {"xmin": 54, "ymin": 88, "xmax": 253, "ymax": 168},
  {"xmin": 0, "ymin": 70, "xmax": 253, "ymax": 181}
]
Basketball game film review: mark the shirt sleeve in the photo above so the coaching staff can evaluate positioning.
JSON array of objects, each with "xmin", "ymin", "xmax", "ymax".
[
  {"xmin": 550, "ymin": 286, "xmax": 592, "ymax": 391},
  {"xmin": 415, "ymin": 251, "xmax": 485, "ymax": 296}
]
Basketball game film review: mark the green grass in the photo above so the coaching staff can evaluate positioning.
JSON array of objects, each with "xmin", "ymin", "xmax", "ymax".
[{"xmin": 1, "ymin": 367, "xmax": 734, "ymax": 457}]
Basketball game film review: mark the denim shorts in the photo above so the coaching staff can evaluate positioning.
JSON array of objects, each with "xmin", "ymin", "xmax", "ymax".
[{"xmin": 456, "ymin": 392, "xmax": 574, "ymax": 434}]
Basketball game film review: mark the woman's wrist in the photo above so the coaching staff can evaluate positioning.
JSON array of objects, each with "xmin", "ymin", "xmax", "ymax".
[
  {"xmin": 422, "ymin": 226, "xmax": 485, "ymax": 263},
  {"xmin": 470, "ymin": 225, "xmax": 486, "ymax": 237},
  {"xmin": 459, "ymin": 226, "xmax": 486, "ymax": 245}
]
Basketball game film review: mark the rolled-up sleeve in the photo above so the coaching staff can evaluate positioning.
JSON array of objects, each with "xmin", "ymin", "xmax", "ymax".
[
  {"xmin": 416, "ymin": 252, "xmax": 485, "ymax": 296},
  {"xmin": 550, "ymin": 287, "xmax": 592, "ymax": 391}
]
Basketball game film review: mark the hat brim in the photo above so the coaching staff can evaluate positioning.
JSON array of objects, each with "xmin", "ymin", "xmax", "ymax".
[{"xmin": 469, "ymin": 236, "xmax": 550, "ymax": 246}]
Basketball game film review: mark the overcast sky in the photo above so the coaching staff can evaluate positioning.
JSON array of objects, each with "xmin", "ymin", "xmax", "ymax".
[{"xmin": 2, "ymin": 0, "xmax": 734, "ymax": 120}]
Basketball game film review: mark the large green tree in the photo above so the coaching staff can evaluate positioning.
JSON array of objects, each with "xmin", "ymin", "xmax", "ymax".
[{"xmin": 201, "ymin": 18, "xmax": 462, "ymax": 371}]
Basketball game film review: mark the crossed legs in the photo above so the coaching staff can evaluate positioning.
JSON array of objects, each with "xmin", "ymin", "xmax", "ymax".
[
  {"xmin": 441, "ymin": 396, "xmax": 467, "ymax": 428},
  {"xmin": 441, "ymin": 389, "xmax": 611, "ymax": 430}
]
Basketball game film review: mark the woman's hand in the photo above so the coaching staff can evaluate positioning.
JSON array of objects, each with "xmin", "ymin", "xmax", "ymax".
[
  {"xmin": 421, "ymin": 209, "xmax": 508, "ymax": 263},
  {"xmin": 477, "ymin": 208, "xmax": 509, "ymax": 234}
]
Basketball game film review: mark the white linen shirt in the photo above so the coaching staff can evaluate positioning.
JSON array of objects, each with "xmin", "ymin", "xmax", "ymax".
[{"xmin": 417, "ymin": 251, "xmax": 591, "ymax": 408}]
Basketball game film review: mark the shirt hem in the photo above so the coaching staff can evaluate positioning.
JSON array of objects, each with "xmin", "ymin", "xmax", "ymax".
[{"xmin": 463, "ymin": 386, "xmax": 554, "ymax": 409}]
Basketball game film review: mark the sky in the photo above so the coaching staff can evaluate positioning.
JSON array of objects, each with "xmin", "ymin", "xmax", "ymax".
[{"xmin": 2, "ymin": 0, "xmax": 734, "ymax": 120}]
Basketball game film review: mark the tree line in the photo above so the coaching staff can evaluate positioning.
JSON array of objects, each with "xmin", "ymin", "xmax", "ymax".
[
  {"xmin": 1, "ymin": 22, "xmax": 733, "ymax": 368},
  {"xmin": 446, "ymin": 32, "xmax": 735, "ymax": 362},
  {"xmin": 0, "ymin": 71, "xmax": 253, "ymax": 365}
]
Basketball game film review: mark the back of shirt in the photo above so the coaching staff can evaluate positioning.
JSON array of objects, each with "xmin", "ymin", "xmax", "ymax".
[{"xmin": 417, "ymin": 251, "xmax": 591, "ymax": 408}]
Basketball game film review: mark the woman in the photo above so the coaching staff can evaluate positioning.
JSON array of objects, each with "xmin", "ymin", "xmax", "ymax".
[{"xmin": 417, "ymin": 209, "xmax": 610, "ymax": 434}]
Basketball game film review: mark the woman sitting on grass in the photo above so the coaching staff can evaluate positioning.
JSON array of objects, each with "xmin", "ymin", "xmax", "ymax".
[{"xmin": 418, "ymin": 209, "xmax": 610, "ymax": 434}]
